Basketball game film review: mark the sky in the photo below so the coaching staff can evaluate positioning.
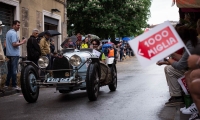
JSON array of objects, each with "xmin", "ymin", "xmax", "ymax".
[{"xmin": 148, "ymin": 0, "xmax": 179, "ymax": 25}]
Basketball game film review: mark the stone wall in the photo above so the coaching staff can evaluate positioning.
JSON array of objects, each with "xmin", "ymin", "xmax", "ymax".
[{"xmin": 20, "ymin": 0, "xmax": 67, "ymax": 56}]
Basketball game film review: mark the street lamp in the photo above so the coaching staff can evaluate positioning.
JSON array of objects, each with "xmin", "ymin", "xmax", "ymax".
[{"xmin": 71, "ymin": 24, "xmax": 75, "ymax": 36}]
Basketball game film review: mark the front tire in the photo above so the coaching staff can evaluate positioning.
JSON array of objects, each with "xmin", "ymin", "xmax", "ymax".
[
  {"xmin": 108, "ymin": 64, "xmax": 117, "ymax": 91},
  {"xmin": 86, "ymin": 63, "xmax": 100, "ymax": 101},
  {"xmin": 21, "ymin": 65, "xmax": 39, "ymax": 103}
]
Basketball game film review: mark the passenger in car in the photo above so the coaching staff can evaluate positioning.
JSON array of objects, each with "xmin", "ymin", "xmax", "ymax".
[
  {"xmin": 81, "ymin": 37, "xmax": 90, "ymax": 49},
  {"xmin": 63, "ymin": 38, "xmax": 75, "ymax": 49},
  {"xmin": 91, "ymin": 39, "xmax": 106, "ymax": 63}
]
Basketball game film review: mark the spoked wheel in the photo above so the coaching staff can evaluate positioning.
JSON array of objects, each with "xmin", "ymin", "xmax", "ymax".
[
  {"xmin": 108, "ymin": 64, "xmax": 117, "ymax": 91},
  {"xmin": 21, "ymin": 65, "xmax": 39, "ymax": 103},
  {"xmin": 86, "ymin": 63, "xmax": 100, "ymax": 101}
]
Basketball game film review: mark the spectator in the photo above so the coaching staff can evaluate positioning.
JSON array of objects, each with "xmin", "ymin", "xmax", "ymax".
[
  {"xmin": 39, "ymin": 31, "xmax": 51, "ymax": 69},
  {"xmin": 116, "ymin": 44, "xmax": 120, "ymax": 61},
  {"xmin": 88, "ymin": 34, "xmax": 92, "ymax": 43},
  {"xmin": 27, "ymin": 29, "xmax": 41, "ymax": 65},
  {"xmin": 76, "ymin": 33, "xmax": 82, "ymax": 42},
  {"xmin": 4, "ymin": 20, "xmax": 26, "ymax": 90},
  {"xmin": 108, "ymin": 46, "xmax": 115, "ymax": 58},
  {"xmin": 119, "ymin": 41, "xmax": 124, "ymax": 62},
  {"xmin": 3, "ymin": 38, "xmax": 6, "ymax": 56},
  {"xmin": 51, "ymin": 51, "xmax": 58, "ymax": 69},
  {"xmin": 64, "ymin": 38, "xmax": 75, "ymax": 48},
  {"xmin": 187, "ymin": 54, "xmax": 200, "ymax": 119},
  {"xmin": 157, "ymin": 26, "xmax": 198, "ymax": 106},
  {"xmin": 50, "ymin": 39, "xmax": 55, "ymax": 54},
  {"xmin": 0, "ymin": 39, "xmax": 5, "ymax": 62},
  {"xmin": 81, "ymin": 37, "xmax": 89, "ymax": 49},
  {"xmin": 181, "ymin": 19, "xmax": 200, "ymax": 119},
  {"xmin": 76, "ymin": 40, "xmax": 81, "ymax": 50}
]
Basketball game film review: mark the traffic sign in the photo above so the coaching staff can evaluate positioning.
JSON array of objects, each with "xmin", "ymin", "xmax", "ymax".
[{"xmin": 128, "ymin": 21, "xmax": 186, "ymax": 67}]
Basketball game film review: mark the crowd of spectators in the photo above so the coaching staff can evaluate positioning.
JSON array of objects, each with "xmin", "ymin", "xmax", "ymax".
[{"xmin": 156, "ymin": 18, "xmax": 200, "ymax": 120}]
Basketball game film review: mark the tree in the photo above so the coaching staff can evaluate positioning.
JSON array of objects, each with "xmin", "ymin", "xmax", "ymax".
[{"xmin": 67, "ymin": 0, "xmax": 151, "ymax": 40}]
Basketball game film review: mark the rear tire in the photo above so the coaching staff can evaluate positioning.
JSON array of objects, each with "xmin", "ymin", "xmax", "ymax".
[
  {"xmin": 86, "ymin": 63, "xmax": 100, "ymax": 101},
  {"xmin": 108, "ymin": 64, "xmax": 117, "ymax": 91},
  {"xmin": 21, "ymin": 65, "xmax": 39, "ymax": 103}
]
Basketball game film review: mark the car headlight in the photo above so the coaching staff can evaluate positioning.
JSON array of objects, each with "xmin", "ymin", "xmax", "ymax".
[
  {"xmin": 38, "ymin": 56, "xmax": 49, "ymax": 68},
  {"xmin": 69, "ymin": 55, "xmax": 82, "ymax": 67}
]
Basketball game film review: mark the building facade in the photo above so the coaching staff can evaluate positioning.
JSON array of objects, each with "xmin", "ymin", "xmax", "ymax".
[{"xmin": 0, "ymin": 0, "xmax": 67, "ymax": 56}]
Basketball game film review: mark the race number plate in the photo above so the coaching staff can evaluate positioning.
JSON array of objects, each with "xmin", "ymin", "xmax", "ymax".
[{"xmin": 47, "ymin": 78, "xmax": 70, "ymax": 83}]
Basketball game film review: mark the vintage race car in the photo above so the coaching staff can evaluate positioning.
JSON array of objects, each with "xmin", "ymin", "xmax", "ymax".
[{"xmin": 20, "ymin": 48, "xmax": 117, "ymax": 103}]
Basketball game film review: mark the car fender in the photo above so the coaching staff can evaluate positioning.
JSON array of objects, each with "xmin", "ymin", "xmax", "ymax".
[
  {"xmin": 21, "ymin": 61, "xmax": 40, "ymax": 78},
  {"xmin": 89, "ymin": 57, "xmax": 101, "ymax": 78}
]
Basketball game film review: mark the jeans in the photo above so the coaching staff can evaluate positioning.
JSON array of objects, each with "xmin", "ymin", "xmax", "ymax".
[
  {"xmin": 5, "ymin": 56, "xmax": 19, "ymax": 87},
  {"xmin": 120, "ymin": 51, "xmax": 124, "ymax": 61}
]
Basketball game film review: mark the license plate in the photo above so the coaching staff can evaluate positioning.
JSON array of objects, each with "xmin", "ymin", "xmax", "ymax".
[{"xmin": 47, "ymin": 78, "xmax": 70, "ymax": 83}]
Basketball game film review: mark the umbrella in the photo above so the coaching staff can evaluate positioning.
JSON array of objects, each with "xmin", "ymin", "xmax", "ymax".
[
  {"xmin": 85, "ymin": 34, "xmax": 100, "ymax": 40},
  {"xmin": 38, "ymin": 30, "xmax": 61, "ymax": 37},
  {"xmin": 101, "ymin": 39, "xmax": 109, "ymax": 43},
  {"xmin": 70, "ymin": 35, "xmax": 77, "ymax": 43},
  {"xmin": 122, "ymin": 37, "xmax": 131, "ymax": 41},
  {"xmin": 61, "ymin": 39, "xmax": 68, "ymax": 48},
  {"xmin": 102, "ymin": 43, "xmax": 113, "ymax": 48},
  {"xmin": 115, "ymin": 38, "xmax": 120, "ymax": 41}
]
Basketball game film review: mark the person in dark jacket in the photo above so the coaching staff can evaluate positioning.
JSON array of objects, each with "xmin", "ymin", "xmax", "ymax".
[
  {"xmin": 27, "ymin": 29, "xmax": 41, "ymax": 65},
  {"xmin": 50, "ymin": 39, "xmax": 55, "ymax": 54}
]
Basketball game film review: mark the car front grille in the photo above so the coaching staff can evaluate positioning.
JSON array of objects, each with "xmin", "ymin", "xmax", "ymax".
[{"xmin": 52, "ymin": 57, "xmax": 72, "ymax": 78}]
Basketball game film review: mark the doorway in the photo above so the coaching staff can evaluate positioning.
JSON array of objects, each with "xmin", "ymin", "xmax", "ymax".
[{"xmin": 44, "ymin": 16, "xmax": 59, "ymax": 52}]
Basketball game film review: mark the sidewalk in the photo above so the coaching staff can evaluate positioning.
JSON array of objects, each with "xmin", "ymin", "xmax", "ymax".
[
  {"xmin": 175, "ymin": 105, "xmax": 191, "ymax": 120},
  {"xmin": 0, "ymin": 88, "xmax": 21, "ymax": 97}
]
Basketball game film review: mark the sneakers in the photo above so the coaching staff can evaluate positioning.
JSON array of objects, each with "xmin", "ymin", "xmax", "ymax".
[
  {"xmin": 12, "ymin": 86, "xmax": 21, "ymax": 91},
  {"xmin": 165, "ymin": 96, "xmax": 184, "ymax": 106},
  {"xmin": 189, "ymin": 113, "xmax": 200, "ymax": 120},
  {"xmin": 180, "ymin": 106, "xmax": 186, "ymax": 112},
  {"xmin": 182, "ymin": 103, "xmax": 198, "ymax": 115}
]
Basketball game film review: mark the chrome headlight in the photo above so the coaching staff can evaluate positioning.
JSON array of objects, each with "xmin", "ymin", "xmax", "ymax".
[
  {"xmin": 38, "ymin": 56, "xmax": 49, "ymax": 68},
  {"xmin": 69, "ymin": 55, "xmax": 82, "ymax": 67}
]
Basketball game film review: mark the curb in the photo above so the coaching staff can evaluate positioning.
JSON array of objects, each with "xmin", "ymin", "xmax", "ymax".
[{"xmin": 0, "ymin": 89, "xmax": 21, "ymax": 97}]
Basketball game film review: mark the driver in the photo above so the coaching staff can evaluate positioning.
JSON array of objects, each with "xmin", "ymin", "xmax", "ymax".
[
  {"xmin": 91, "ymin": 39, "xmax": 106, "ymax": 63},
  {"xmin": 91, "ymin": 39, "xmax": 111, "ymax": 84}
]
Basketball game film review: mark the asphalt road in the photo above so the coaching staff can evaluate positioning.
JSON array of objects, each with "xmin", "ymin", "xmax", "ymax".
[{"xmin": 0, "ymin": 57, "xmax": 184, "ymax": 120}]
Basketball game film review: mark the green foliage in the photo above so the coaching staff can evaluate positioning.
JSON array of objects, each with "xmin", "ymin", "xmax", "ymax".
[{"xmin": 67, "ymin": 0, "xmax": 151, "ymax": 39}]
